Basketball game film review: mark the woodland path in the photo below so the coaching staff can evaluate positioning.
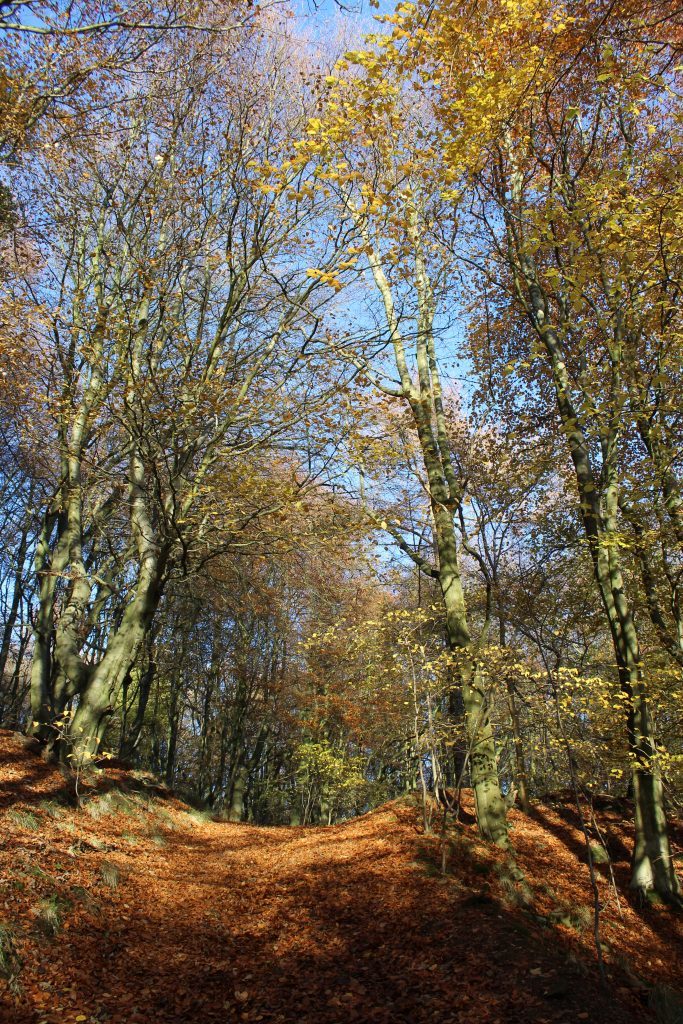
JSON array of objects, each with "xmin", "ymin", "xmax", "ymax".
[
  {"xmin": 1, "ymin": 733, "xmax": 681, "ymax": 1024},
  {"xmin": 8, "ymin": 805, "xmax": 636, "ymax": 1024}
]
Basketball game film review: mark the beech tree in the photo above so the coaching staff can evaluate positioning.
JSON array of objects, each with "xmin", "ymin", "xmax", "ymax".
[
  {"xmin": 0, "ymin": 0, "xmax": 257, "ymax": 159},
  {"xmin": 293, "ymin": 73, "xmax": 510, "ymax": 846},
  {"xmin": 467, "ymin": 9, "xmax": 681, "ymax": 902},
  {"xmin": 12, "ymin": 20, "xmax": 349, "ymax": 764}
]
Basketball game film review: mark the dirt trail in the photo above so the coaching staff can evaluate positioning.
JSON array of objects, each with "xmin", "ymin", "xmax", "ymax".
[{"xmin": 1, "ymin": 731, "xmax": 681, "ymax": 1024}]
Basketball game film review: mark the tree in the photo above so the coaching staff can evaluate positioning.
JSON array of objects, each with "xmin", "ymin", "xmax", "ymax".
[
  {"xmin": 0, "ymin": 1, "xmax": 256, "ymax": 159},
  {"xmin": 12, "ymin": 19, "xmax": 349, "ymax": 764},
  {"xmin": 390, "ymin": 0, "xmax": 682, "ymax": 899},
  {"xmin": 466, "ymin": 13, "xmax": 682, "ymax": 901},
  {"xmin": 294, "ymin": 69, "xmax": 510, "ymax": 846}
]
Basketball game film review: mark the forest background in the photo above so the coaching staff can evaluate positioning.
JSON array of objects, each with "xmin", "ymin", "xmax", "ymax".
[{"xmin": 0, "ymin": 0, "xmax": 682, "ymax": 903}]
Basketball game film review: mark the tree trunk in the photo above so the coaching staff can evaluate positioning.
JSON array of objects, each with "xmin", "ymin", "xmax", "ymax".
[
  {"xmin": 120, "ymin": 657, "xmax": 156, "ymax": 760},
  {"xmin": 67, "ymin": 548, "xmax": 166, "ymax": 766},
  {"xmin": 0, "ymin": 519, "xmax": 30, "ymax": 691},
  {"xmin": 30, "ymin": 507, "xmax": 68, "ymax": 742},
  {"xmin": 361, "ymin": 198, "xmax": 507, "ymax": 847},
  {"xmin": 538, "ymin": 307, "xmax": 678, "ymax": 899},
  {"xmin": 165, "ymin": 695, "xmax": 181, "ymax": 787},
  {"xmin": 505, "ymin": 676, "xmax": 530, "ymax": 813},
  {"xmin": 434, "ymin": 504, "xmax": 509, "ymax": 848},
  {"xmin": 228, "ymin": 762, "xmax": 248, "ymax": 822}
]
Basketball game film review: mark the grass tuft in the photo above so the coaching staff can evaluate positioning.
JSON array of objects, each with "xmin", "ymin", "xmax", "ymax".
[
  {"xmin": 82, "ymin": 788, "xmax": 138, "ymax": 819},
  {"xmin": 25, "ymin": 863, "xmax": 51, "ymax": 882},
  {"xmin": 83, "ymin": 793, "xmax": 114, "ymax": 819},
  {"xmin": 36, "ymin": 896, "xmax": 69, "ymax": 936},
  {"xmin": 547, "ymin": 902, "xmax": 593, "ymax": 932},
  {"xmin": 154, "ymin": 807, "xmax": 176, "ymax": 830},
  {"xmin": 86, "ymin": 835, "xmax": 107, "ymax": 851},
  {"xmin": 495, "ymin": 859, "xmax": 534, "ymax": 909},
  {"xmin": 0, "ymin": 923, "xmax": 22, "ymax": 991},
  {"xmin": 70, "ymin": 885, "xmax": 100, "ymax": 916},
  {"xmin": 38, "ymin": 799, "xmax": 64, "ymax": 819},
  {"xmin": 110, "ymin": 791, "xmax": 138, "ymax": 816},
  {"xmin": 128, "ymin": 792, "xmax": 153, "ymax": 813},
  {"xmin": 187, "ymin": 808, "xmax": 213, "ymax": 825},
  {"xmin": 54, "ymin": 818, "xmax": 76, "ymax": 834},
  {"xmin": 8, "ymin": 808, "xmax": 40, "ymax": 831},
  {"xmin": 587, "ymin": 842, "xmax": 610, "ymax": 865},
  {"xmin": 99, "ymin": 860, "xmax": 120, "ymax": 888}
]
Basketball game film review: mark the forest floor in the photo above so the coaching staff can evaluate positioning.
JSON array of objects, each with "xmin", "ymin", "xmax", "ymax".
[{"xmin": 0, "ymin": 730, "xmax": 682, "ymax": 1024}]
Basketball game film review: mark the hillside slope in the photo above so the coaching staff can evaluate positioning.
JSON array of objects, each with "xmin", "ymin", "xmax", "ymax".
[{"xmin": 0, "ymin": 730, "xmax": 681, "ymax": 1024}]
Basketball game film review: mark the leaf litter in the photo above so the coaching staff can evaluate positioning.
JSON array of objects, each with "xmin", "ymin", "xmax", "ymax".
[{"xmin": 0, "ymin": 730, "xmax": 681, "ymax": 1024}]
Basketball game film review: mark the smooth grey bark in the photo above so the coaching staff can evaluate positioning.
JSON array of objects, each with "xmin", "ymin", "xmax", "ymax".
[
  {"xmin": 620, "ymin": 503, "xmax": 683, "ymax": 669},
  {"xmin": 543, "ymin": 329, "xmax": 677, "ymax": 899},
  {"xmin": 29, "ymin": 427, "xmax": 170, "ymax": 767},
  {"xmin": 67, "ymin": 544, "xmax": 168, "ymax": 765},
  {"xmin": 30, "ymin": 505, "xmax": 71, "ymax": 741},
  {"xmin": 459, "ymin": 506, "xmax": 531, "ymax": 813},
  {"xmin": 505, "ymin": 675, "xmax": 530, "ymax": 813},
  {"xmin": 228, "ymin": 762, "xmax": 248, "ymax": 821},
  {"xmin": 165, "ymin": 687, "xmax": 182, "ymax": 787},
  {"xmin": 432, "ymin": 500, "xmax": 508, "ymax": 845},
  {"xmin": 119, "ymin": 656, "xmax": 156, "ymax": 759},
  {"xmin": 498, "ymin": 621, "xmax": 530, "ymax": 813}
]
